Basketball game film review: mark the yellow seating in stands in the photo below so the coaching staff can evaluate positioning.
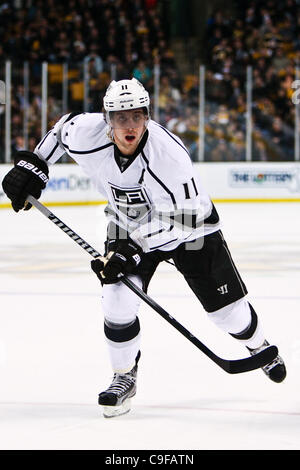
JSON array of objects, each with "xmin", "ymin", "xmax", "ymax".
[
  {"xmin": 70, "ymin": 81, "xmax": 84, "ymax": 100},
  {"xmin": 48, "ymin": 64, "xmax": 63, "ymax": 83},
  {"xmin": 183, "ymin": 74, "xmax": 197, "ymax": 92},
  {"xmin": 48, "ymin": 64, "xmax": 80, "ymax": 84}
]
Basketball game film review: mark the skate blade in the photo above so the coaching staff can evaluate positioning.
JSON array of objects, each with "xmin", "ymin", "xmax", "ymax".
[{"xmin": 102, "ymin": 398, "xmax": 131, "ymax": 418}]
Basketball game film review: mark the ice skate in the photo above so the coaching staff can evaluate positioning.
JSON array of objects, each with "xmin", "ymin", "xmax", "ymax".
[
  {"xmin": 98, "ymin": 352, "xmax": 140, "ymax": 418},
  {"xmin": 248, "ymin": 340, "xmax": 286, "ymax": 383}
]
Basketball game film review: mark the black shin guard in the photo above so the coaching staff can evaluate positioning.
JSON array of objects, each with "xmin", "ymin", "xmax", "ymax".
[{"xmin": 104, "ymin": 317, "xmax": 140, "ymax": 343}]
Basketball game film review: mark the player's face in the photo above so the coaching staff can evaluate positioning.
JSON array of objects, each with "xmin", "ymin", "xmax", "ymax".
[{"xmin": 110, "ymin": 109, "xmax": 147, "ymax": 155}]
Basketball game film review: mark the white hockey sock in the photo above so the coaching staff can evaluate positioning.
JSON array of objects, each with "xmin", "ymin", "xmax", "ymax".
[
  {"xmin": 207, "ymin": 298, "xmax": 265, "ymax": 349},
  {"xmin": 101, "ymin": 275, "xmax": 143, "ymax": 372}
]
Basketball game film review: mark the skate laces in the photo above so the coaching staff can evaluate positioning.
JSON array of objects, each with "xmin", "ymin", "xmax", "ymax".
[{"xmin": 105, "ymin": 372, "xmax": 136, "ymax": 397}]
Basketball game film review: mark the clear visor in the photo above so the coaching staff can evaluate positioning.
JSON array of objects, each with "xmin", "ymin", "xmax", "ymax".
[{"xmin": 108, "ymin": 110, "xmax": 148, "ymax": 129}]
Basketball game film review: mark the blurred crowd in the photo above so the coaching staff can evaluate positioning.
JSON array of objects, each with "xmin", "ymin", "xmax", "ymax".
[
  {"xmin": 0, "ymin": 0, "xmax": 177, "ymax": 160},
  {"xmin": 201, "ymin": 0, "xmax": 299, "ymax": 161},
  {"xmin": 0, "ymin": 0, "xmax": 299, "ymax": 162},
  {"xmin": 159, "ymin": 0, "xmax": 299, "ymax": 161}
]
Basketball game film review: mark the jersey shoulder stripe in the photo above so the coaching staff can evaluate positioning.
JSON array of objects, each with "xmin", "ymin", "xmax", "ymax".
[
  {"xmin": 152, "ymin": 122, "xmax": 190, "ymax": 156},
  {"xmin": 37, "ymin": 130, "xmax": 51, "ymax": 150},
  {"xmin": 141, "ymin": 150, "xmax": 176, "ymax": 205}
]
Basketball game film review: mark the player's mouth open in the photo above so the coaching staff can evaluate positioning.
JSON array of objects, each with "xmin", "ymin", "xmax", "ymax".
[{"xmin": 125, "ymin": 135, "xmax": 136, "ymax": 142}]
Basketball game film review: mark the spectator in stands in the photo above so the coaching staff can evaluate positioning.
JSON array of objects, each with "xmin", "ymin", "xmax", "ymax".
[
  {"xmin": 229, "ymin": 131, "xmax": 246, "ymax": 161},
  {"xmin": 11, "ymin": 136, "xmax": 26, "ymax": 154},
  {"xmin": 158, "ymin": 75, "xmax": 181, "ymax": 123},
  {"xmin": 270, "ymin": 116, "xmax": 289, "ymax": 148},
  {"xmin": 252, "ymin": 131, "xmax": 268, "ymax": 161},
  {"xmin": 210, "ymin": 139, "xmax": 234, "ymax": 162},
  {"xmin": 72, "ymin": 41, "xmax": 86, "ymax": 64},
  {"xmin": 132, "ymin": 60, "xmax": 152, "ymax": 84},
  {"xmin": 272, "ymin": 47, "xmax": 291, "ymax": 73},
  {"xmin": 83, "ymin": 44, "xmax": 104, "ymax": 76}
]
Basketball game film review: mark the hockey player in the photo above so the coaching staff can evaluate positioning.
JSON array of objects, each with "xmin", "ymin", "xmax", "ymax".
[{"xmin": 2, "ymin": 78, "xmax": 286, "ymax": 418}]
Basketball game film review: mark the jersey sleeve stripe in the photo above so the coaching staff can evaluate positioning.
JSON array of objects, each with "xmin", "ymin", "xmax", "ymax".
[
  {"xmin": 61, "ymin": 141, "xmax": 114, "ymax": 154},
  {"xmin": 37, "ymin": 130, "xmax": 51, "ymax": 150},
  {"xmin": 45, "ymin": 142, "xmax": 59, "ymax": 161}
]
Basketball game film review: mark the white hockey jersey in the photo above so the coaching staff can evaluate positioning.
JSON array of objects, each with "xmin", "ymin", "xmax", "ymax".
[{"xmin": 34, "ymin": 112, "xmax": 221, "ymax": 252}]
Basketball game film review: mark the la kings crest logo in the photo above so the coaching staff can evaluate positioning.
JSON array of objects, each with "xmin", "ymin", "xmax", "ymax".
[{"xmin": 109, "ymin": 183, "xmax": 151, "ymax": 220}]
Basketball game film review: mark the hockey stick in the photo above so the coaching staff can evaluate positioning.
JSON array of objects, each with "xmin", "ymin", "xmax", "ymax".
[{"xmin": 26, "ymin": 195, "xmax": 278, "ymax": 374}]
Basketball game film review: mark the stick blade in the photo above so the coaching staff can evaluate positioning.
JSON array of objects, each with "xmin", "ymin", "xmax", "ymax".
[{"xmin": 225, "ymin": 345, "xmax": 279, "ymax": 374}]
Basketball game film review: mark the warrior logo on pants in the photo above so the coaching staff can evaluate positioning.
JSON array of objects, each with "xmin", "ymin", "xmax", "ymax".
[{"xmin": 217, "ymin": 284, "xmax": 228, "ymax": 294}]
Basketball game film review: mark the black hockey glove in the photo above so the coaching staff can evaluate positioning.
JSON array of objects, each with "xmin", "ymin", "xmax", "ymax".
[
  {"xmin": 91, "ymin": 239, "xmax": 143, "ymax": 284},
  {"xmin": 2, "ymin": 151, "xmax": 49, "ymax": 212}
]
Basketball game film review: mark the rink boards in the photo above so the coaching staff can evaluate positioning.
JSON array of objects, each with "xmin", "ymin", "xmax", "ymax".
[{"xmin": 1, "ymin": 162, "xmax": 300, "ymax": 208}]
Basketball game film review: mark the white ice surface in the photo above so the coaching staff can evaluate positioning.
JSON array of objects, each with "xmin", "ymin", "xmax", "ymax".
[{"xmin": 0, "ymin": 202, "xmax": 300, "ymax": 450}]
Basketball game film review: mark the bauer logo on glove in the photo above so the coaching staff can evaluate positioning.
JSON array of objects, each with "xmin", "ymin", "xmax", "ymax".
[
  {"xmin": 17, "ymin": 160, "xmax": 49, "ymax": 183},
  {"xmin": 2, "ymin": 151, "xmax": 49, "ymax": 212}
]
